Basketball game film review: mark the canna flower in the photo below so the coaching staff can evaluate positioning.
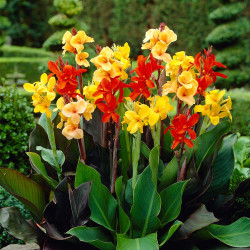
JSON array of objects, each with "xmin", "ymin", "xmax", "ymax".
[
  {"xmin": 114, "ymin": 42, "xmax": 131, "ymax": 69},
  {"xmin": 48, "ymin": 60, "xmax": 87, "ymax": 95},
  {"xmin": 192, "ymin": 47, "xmax": 227, "ymax": 94},
  {"xmin": 176, "ymin": 71, "xmax": 198, "ymax": 105},
  {"xmin": 194, "ymin": 89, "xmax": 232, "ymax": 125},
  {"xmin": 62, "ymin": 119, "xmax": 83, "ymax": 140},
  {"xmin": 55, "ymin": 97, "xmax": 67, "ymax": 129},
  {"xmin": 148, "ymin": 95, "xmax": 174, "ymax": 123},
  {"xmin": 62, "ymin": 96, "xmax": 95, "ymax": 124},
  {"xmin": 165, "ymin": 113, "xmax": 199, "ymax": 149},
  {"xmin": 123, "ymin": 104, "xmax": 151, "ymax": 134},
  {"xmin": 129, "ymin": 54, "xmax": 164, "ymax": 100},
  {"xmin": 62, "ymin": 31, "xmax": 76, "ymax": 55},
  {"xmin": 24, "ymin": 73, "xmax": 56, "ymax": 117},
  {"xmin": 83, "ymin": 84, "xmax": 102, "ymax": 106},
  {"xmin": 142, "ymin": 24, "xmax": 177, "ymax": 61},
  {"xmin": 70, "ymin": 30, "xmax": 94, "ymax": 54},
  {"xmin": 75, "ymin": 52, "xmax": 90, "ymax": 67},
  {"xmin": 151, "ymin": 41, "xmax": 171, "ymax": 63},
  {"xmin": 97, "ymin": 95, "xmax": 119, "ymax": 123}
]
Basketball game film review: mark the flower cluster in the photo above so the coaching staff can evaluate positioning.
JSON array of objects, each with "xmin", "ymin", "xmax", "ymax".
[
  {"xmin": 24, "ymin": 73, "xmax": 56, "ymax": 117},
  {"xmin": 165, "ymin": 113, "xmax": 199, "ymax": 149},
  {"xmin": 141, "ymin": 23, "xmax": 177, "ymax": 62},
  {"xmin": 62, "ymin": 29, "xmax": 94, "ymax": 66},
  {"xmin": 129, "ymin": 54, "xmax": 164, "ymax": 100},
  {"xmin": 91, "ymin": 43, "xmax": 130, "ymax": 82},
  {"xmin": 122, "ymin": 95, "xmax": 173, "ymax": 134},
  {"xmin": 194, "ymin": 89, "xmax": 232, "ymax": 125}
]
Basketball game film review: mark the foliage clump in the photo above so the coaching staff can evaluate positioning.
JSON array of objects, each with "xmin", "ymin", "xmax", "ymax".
[{"xmin": 0, "ymin": 86, "xmax": 35, "ymax": 175}]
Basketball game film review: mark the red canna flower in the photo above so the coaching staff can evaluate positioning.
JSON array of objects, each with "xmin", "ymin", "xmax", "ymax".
[
  {"xmin": 48, "ymin": 60, "xmax": 87, "ymax": 95},
  {"xmin": 165, "ymin": 113, "xmax": 199, "ymax": 149},
  {"xmin": 192, "ymin": 47, "xmax": 227, "ymax": 94},
  {"xmin": 97, "ymin": 95, "xmax": 119, "ymax": 123},
  {"xmin": 129, "ymin": 53, "xmax": 164, "ymax": 100}
]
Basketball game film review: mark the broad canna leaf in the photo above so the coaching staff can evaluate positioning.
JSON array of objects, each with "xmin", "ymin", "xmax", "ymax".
[
  {"xmin": 175, "ymin": 204, "xmax": 219, "ymax": 240},
  {"xmin": 36, "ymin": 146, "xmax": 65, "ymax": 167},
  {"xmin": 75, "ymin": 162, "xmax": 117, "ymax": 231},
  {"xmin": 0, "ymin": 207, "xmax": 45, "ymax": 244},
  {"xmin": 205, "ymin": 217, "xmax": 250, "ymax": 247},
  {"xmin": 204, "ymin": 134, "xmax": 237, "ymax": 197},
  {"xmin": 159, "ymin": 220, "xmax": 183, "ymax": 247},
  {"xmin": 68, "ymin": 226, "xmax": 115, "ymax": 250},
  {"xmin": 26, "ymin": 152, "xmax": 58, "ymax": 189},
  {"xmin": 158, "ymin": 156, "xmax": 178, "ymax": 191},
  {"xmin": 0, "ymin": 168, "xmax": 46, "ymax": 221},
  {"xmin": 131, "ymin": 167, "xmax": 161, "ymax": 237},
  {"xmin": 159, "ymin": 180, "xmax": 189, "ymax": 226},
  {"xmin": 117, "ymin": 233, "xmax": 159, "ymax": 250},
  {"xmin": 115, "ymin": 177, "xmax": 130, "ymax": 234},
  {"xmin": 149, "ymin": 146, "xmax": 160, "ymax": 185},
  {"xmin": 194, "ymin": 121, "xmax": 230, "ymax": 171}
]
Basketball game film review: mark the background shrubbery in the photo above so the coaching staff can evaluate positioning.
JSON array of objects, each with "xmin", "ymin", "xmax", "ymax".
[{"xmin": 0, "ymin": 85, "xmax": 35, "ymax": 174}]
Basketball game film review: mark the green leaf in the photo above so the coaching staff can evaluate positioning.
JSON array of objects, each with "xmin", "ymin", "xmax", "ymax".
[
  {"xmin": 36, "ymin": 146, "xmax": 65, "ymax": 167},
  {"xmin": 75, "ymin": 162, "xmax": 117, "ymax": 231},
  {"xmin": 149, "ymin": 146, "xmax": 159, "ymax": 185},
  {"xmin": 67, "ymin": 226, "xmax": 115, "ymax": 250},
  {"xmin": 26, "ymin": 152, "xmax": 58, "ymax": 189},
  {"xmin": 117, "ymin": 233, "xmax": 159, "ymax": 250},
  {"xmin": 141, "ymin": 142, "xmax": 150, "ymax": 159},
  {"xmin": 234, "ymin": 136, "xmax": 250, "ymax": 166},
  {"xmin": 159, "ymin": 220, "xmax": 183, "ymax": 247},
  {"xmin": 0, "ymin": 168, "xmax": 46, "ymax": 221},
  {"xmin": 206, "ymin": 134, "xmax": 237, "ymax": 197},
  {"xmin": 131, "ymin": 167, "xmax": 161, "ymax": 237},
  {"xmin": 159, "ymin": 181, "xmax": 188, "ymax": 226},
  {"xmin": 205, "ymin": 217, "xmax": 250, "ymax": 247},
  {"xmin": 115, "ymin": 177, "xmax": 130, "ymax": 234},
  {"xmin": 158, "ymin": 156, "xmax": 178, "ymax": 191},
  {"xmin": 175, "ymin": 204, "xmax": 219, "ymax": 240},
  {"xmin": 0, "ymin": 207, "xmax": 44, "ymax": 244},
  {"xmin": 194, "ymin": 121, "xmax": 230, "ymax": 171}
]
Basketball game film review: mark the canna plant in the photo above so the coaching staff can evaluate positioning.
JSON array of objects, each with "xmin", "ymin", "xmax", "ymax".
[{"xmin": 0, "ymin": 23, "xmax": 250, "ymax": 250}]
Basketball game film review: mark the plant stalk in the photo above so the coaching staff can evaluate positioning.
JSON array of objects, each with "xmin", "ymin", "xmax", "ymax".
[
  {"xmin": 132, "ymin": 131, "xmax": 141, "ymax": 190},
  {"xmin": 46, "ymin": 116, "xmax": 62, "ymax": 181},
  {"xmin": 110, "ymin": 118, "xmax": 121, "ymax": 194}
]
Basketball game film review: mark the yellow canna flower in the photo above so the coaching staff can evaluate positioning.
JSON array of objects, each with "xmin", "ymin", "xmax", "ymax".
[
  {"xmin": 91, "ymin": 47, "xmax": 114, "ymax": 71},
  {"xmin": 70, "ymin": 30, "xmax": 94, "ymax": 54},
  {"xmin": 177, "ymin": 84, "xmax": 198, "ymax": 106},
  {"xmin": 122, "ymin": 104, "xmax": 150, "ymax": 134},
  {"xmin": 148, "ymin": 95, "xmax": 174, "ymax": 121},
  {"xmin": 194, "ymin": 90, "xmax": 232, "ymax": 125},
  {"xmin": 62, "ymin": 119, "xmax": 83, "ymax": 140},
  {"xmin": 83, "ymin": 84, "xmax": 102, "ymax": 106},
  {"xmin": 62, "ymin": 31, "xmax": 76, "ymax": 55},
  {"xmin": 75, "ymin": 52, "xmax": 90, "ymax": 67},
  {"xmin": 23, "ymin": 73, "xmax": 56, "ymax": 117},
  {"xmin": 178, "ymin": 71, "xmax": 198, "ymax": 89},
  {"xmin": 162, "ymin": 80, "xmax": 178, "ymax": 96},
  {"xmin": 151, "ymin": 41, "xmax": 172, "ymax": 63},
  {"xmin": 114, "ymin": 42, "xmax": 131, "ymax": 69}
]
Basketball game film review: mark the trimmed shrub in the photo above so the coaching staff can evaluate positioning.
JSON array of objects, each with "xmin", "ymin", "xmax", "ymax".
[
  {"xmin": 215, "ymin": 44, "xmax": 248, "ymax": 68},
  {"xmin": 0, "ymin": 57, "xmax": 49, "ymax": 82},
  {"xmin": 0, "ymin": 45, "xmax": 53, "ymax": 58},
  {"xmin": 48, "ymin": 13, "xmax": 77, "ymax": 28},
  {"xmin": 206, "ymin": 17, "xmax": 249, "ymax": 45},
  {"xmin": 54, "ymin": 0, "xmax": 83, "ymax": 17},
  {"xmin": 226, "ymin": 89, "xmax": 250, "ymax": 136},
  {"xmin": 215, "ymin": 67, "xmax": 250, "ymax": 89},
  {"xmin": 209, "ymin": 2, "xmax": 245, "ymax": 23},
  {"xmin": 0, "ymin": 86, "xmax": 35, "ymax": 175}
]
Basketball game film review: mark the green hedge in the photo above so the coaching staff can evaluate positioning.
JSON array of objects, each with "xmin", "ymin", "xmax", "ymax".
[
  {"xmin": 0, "ymin": 57, "xmax": 50, "ymax": 83},
  {"xmin": 206, "ymin": 17, "xmax": 249, "ymax": 45},
  {"xmin": 226, "ymin": 89, "xmax": 250, "ymax": 136},
  {"xmin": 48, "ymin": 13, "xmax": 77, "ymax": 28},
  {"xmin": 0, "ymin": 45, "xmax": 53, "ymax": 58},
  {"xmin": 54, "ymin": 0, "xmax": 83, "ymax": 17},
  {"xmin": 215, "ymin": 67, "xmax": 250, "ymax": 89},
  {"xmin": 215, "ymin": 44, "xmax": 248, "ymax": 68},
  {"xmin": 209, "ymin": 2, "xmax": 245, "ymax": 23}
]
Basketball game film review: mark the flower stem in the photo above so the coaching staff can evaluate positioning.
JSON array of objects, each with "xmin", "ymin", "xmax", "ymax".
[
  {"xmin": 132, "ymin": 131, "xmax": 141, "ymax": 190},
  {"xmin": 110, "ymin": 118, "xmax": 121, "ymax": 194},
  {"xmin": 46, "ymin": 116, "xmax": 62, "ymax": 181}
]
